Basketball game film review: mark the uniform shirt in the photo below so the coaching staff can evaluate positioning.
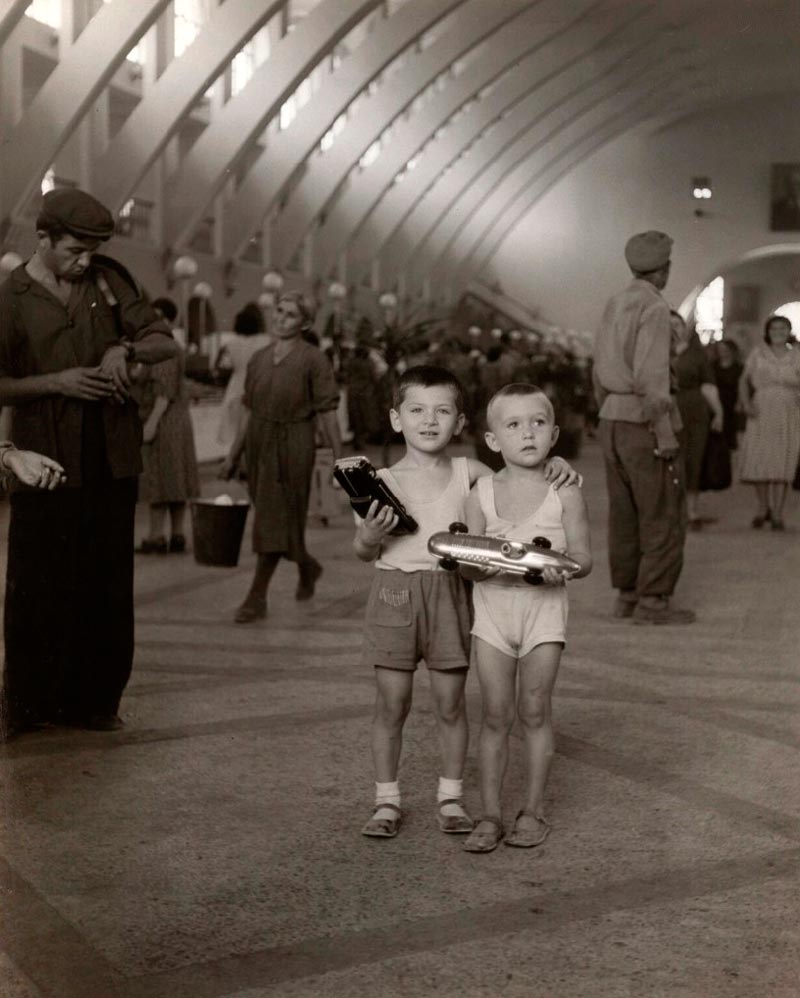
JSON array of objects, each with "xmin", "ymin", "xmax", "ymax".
[
  {"xmin": 593, "ymin": 278, "xmax": 680, "ymax": 450},
  {"xmin": 0, "ymin": 259, "xmax": 172, "ymax": 487}
]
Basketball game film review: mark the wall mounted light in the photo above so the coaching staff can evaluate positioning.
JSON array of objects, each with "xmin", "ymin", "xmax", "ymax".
[
  {"xmin": 328, "ymin": 281, "xmax": 347, "ymax": 301},
  {"xmin": 692, "ymin": 176, "xmax": 713, "ymax": 200}
]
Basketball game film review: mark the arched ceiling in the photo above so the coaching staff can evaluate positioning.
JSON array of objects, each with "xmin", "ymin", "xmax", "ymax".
[{"xmin": 1, "ymin": 0, "xmax": 798, "ymax": 299}]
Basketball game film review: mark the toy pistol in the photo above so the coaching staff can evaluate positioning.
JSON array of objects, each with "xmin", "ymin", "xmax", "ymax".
[
  {"xmin": 428, "ymin": 522, "xmax": 581, "ymax": 585},
  {"xmin": 333, "ymin": 456, "xmax": 418, "ymax": 535}
]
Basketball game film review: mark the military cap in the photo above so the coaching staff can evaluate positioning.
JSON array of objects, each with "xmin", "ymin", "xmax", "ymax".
[
  {"xmin": 624, "ymin": 231, "xmax": 673, "ymax": 272},
  {"xmin": 39, "ymin": 188, "xmax": 115, "ymax": 240}
]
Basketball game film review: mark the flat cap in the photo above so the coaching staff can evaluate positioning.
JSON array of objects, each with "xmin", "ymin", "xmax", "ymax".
[
  {"xmin": 39, "ymin": 188, "xmax": 115, "ymax": 240},
  {"xmin": 624, "ymin": 231, "xmax": 672, "ymax": 272}
]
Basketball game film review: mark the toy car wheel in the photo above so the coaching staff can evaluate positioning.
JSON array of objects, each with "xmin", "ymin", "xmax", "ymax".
[
  {"xmin": 440, "ymin": 557, "xmax": 459, "ymax": 572},
  {"xmin": 523, "ymin": 570, "xmax": 544, "ymax": 586},
  {"xmin": 449, "ymin": 521, "xmax": 468, "ymax": 534},
  {"xmin": 532, "ymin": 536, "xmax": 552, "ymax": 549}
]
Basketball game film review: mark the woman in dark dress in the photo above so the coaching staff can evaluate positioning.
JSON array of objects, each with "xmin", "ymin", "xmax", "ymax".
[
  {"xmin": 221, "ymin": 292, "xmax": 342, "ymax": 623},
  {"xmin": 670, "ymin": 312, "xmax": 723, "ymax": 528},
  {"xmin": 714, "ymin": 339, "xmax": 744, "ymax": 452}
]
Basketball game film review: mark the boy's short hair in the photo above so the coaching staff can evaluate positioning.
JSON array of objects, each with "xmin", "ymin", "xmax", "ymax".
[
  {"xmin": 393, "ymin": 365, "xmax": 465, "ymax": 413},
  {"xmin": 486, "ymin": 383, "xmax": 555, "ymax": 429}
]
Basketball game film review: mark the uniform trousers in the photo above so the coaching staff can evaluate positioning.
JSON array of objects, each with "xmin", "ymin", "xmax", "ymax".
[{"xmin": 599, "ymin": 420, "xmax": 687, "ymax": 598}]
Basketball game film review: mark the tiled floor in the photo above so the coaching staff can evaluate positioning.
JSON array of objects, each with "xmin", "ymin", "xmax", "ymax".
[{"xmin": 1, "ymin": 440, "xmax": 798, "ymax": 997}]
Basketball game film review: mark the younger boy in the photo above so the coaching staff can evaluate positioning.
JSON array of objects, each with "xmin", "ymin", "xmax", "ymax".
[
  {"xmin": 354, "ymin": 366, "xmax": 578, "ymax": 838},
  {"xmin": 461, "ymin": 384, "xmax": 592, "ymax": 853}
]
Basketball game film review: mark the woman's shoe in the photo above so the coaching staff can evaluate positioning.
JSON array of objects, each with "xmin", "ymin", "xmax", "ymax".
[
  {"xmin": 168, "ymin": 534, "xmax": 186, "ymax": 553},
  {"xmin": 137, "ymin": 537, "xmax": 168, "ymax": 554},
  {"xmin": 771, "ymin": 518, "xmax": 785, "ymax": 531},
  {"xmin": 751, "ymin": 512, "xmax": 771, "ymax": 528},
  {"xmin": 234, "ymin": 597, "xmax": 267, "ymax": 623}
]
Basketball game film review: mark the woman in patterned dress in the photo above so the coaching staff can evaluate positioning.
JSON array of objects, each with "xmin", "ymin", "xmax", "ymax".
[
  {"xmin": 221, "ymin": 292, "xmax": 342, "ymax": 622},
  {"xmin": 738, "ymin": 315, "xmax": 800, "ymax": 530},
  {"xmin": 137, "ymin": 298, "xmax": 200, "ymax": 553}
]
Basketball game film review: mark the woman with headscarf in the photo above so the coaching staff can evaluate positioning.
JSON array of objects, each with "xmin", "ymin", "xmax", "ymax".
[
  {"xmin": 221, "ymin": 292, "xmax": 342, "ymax": 622},
  {"xmin": 738, "ymin": 314, "xmax": 800, "ymax": 530}
]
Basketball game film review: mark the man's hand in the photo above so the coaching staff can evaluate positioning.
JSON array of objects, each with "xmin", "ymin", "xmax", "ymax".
[
  {"xmin": 710, "ymin": 412, "xmax": 724, "ymax": 433},
  {"xmin": 543, "ymin": 456, "xmax": 581, "ymax": 489},
  {"xmin": 142, "ymin": 421, "xmax": 158, "ymax": 444},
  {"xmin": 4, "ymin": 450, "xmax": 66, "ymax": 490},
  {"xmin": 653, "ymin": 445, "xmax": 679, "ymax": 461},
  {"xmin": 98, "ymin": 344, "xmax": 132, "ymax": 400},
  {"xmin": 56, "ymin": 366, "xmax": 118, "ymax": 401}
]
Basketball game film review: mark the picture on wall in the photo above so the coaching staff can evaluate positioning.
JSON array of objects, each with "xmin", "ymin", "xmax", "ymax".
[{"xmin": 770, "ymin": 164, "xmax": 800, "ymax": 231}]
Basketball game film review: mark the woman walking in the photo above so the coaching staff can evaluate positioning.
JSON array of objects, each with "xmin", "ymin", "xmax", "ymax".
[{"xmin": 221, "ymin": 292, "xmax": 342, "ymax": 622}]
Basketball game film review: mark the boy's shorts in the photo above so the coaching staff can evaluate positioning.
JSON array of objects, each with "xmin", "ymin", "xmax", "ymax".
[
  {"xmin": 361, "ymin": 569, "xmax": 471, "ymax": 671},
  {"xmin": 471, "ymin": 583, "xmax": 568, "ymax": 659}
]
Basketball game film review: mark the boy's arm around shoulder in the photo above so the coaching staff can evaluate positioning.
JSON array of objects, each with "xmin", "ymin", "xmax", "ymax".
[
  {"xmin": 560, "ymin": 482, "xmax": 592, "ymax": 578},
  {"xmin": 466, "ymin": 457, "xmax": 494, "ymax": 485}
]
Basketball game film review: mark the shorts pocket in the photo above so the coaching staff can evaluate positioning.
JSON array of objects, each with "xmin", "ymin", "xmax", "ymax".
[{"xmin": 372, "ymin": 586, "xmax": 413, "ymax": 627}]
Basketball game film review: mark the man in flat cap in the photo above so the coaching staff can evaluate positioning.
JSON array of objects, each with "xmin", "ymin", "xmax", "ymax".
[
  {"xmin": 592, "ymin": 231, "xmax": 692, "ymax": 625},
  {"xmin": 0, "ymin": 188, "xmax": 178, "ymax": 739}
]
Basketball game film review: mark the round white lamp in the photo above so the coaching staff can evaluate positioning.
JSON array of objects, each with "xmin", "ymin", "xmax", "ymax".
[
  {"xmin": 262, "ymin": 270, "xmax": 284, "ymax": 294},
  {"xmin": 328, "ymin": 281, "xmax": 347, "ymax": 301}
]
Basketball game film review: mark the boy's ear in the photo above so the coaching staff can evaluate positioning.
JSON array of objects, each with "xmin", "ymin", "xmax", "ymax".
[
  {"xmin": 484, "ymin": 430, "xmax": 501, "ymax": 453},
  {"xmin": 548, "ymin": 425, "xmax": 560, "ymax": 450},
  {"xmin": 454, "ymin": 412, "xmax": 466, "ymax": 436},
  {"xmin": 389, "ymin": 408, "xmax": 402, "ymax": 433}
]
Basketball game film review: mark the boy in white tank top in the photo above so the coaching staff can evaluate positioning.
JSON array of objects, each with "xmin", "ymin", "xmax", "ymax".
[
  {"xmin": 461, "ymin": 384, "xmax": 592, "ymax": 853},
  {"xmin": 353, "ymin": 367, "xmax": 579, "ymax": 839}
]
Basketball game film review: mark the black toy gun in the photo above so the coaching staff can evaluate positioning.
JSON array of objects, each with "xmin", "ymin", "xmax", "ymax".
[{"xmin": 333, "ymin": 456, "xmax": 418, "ymax": 535}]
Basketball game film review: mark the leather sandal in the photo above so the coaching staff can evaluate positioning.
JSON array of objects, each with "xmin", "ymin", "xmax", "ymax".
[
  {"xmin": 437, "ymin": 798, "xmax": 474, "ymax": 834},
  {"xmin": 361, "ymin": 803, "xmax": 401, "ymax": 838},
  {"xmin": 504, "ymin": 810, "xmax": 550, "ymax": 848},
  {"xmin": 463, "ymin": 815, "xmax": 504, "ymax": 853}
]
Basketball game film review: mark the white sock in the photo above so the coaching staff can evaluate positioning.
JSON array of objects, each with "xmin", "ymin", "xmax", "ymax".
[
  {"xmin": 374, "ymin": 781, "xmax": 400, "ymax": 818},
  {"xmin": 438, "ymin": 777, "xmax": 466, "ymax": 817}
]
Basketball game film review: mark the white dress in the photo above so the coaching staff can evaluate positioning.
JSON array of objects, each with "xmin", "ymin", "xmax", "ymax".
[
  {"xmin": 217, "ymin": 333, "xmax": 271, "ymax": 446},
  {"xmin": 738, "ymin": 344, "xmax": 800, "ymax": 482}
]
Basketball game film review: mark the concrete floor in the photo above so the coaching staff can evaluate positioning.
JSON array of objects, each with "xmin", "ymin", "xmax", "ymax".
[{"xmin": 1, "ymin": 439, "xmax": 799, "ymax": 998}]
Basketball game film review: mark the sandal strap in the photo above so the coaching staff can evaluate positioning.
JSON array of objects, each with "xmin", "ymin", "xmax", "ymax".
[
  {"xmin": 438, "ymin": 798, "xmax": 467, "ymax": 810},
  {"xmin": 372, "ymin": 802, "xmax": 401, "ymax": 816},
  {"xmin": 475, "ymin": 815, "xmax": 503, "ymax": 830}
]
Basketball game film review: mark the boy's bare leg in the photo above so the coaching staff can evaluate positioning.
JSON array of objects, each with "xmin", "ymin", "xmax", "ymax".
[
  {"xmin": 473, "ymin": 637, "xmax": 517, "ymax": 829},
  {"xmin": 372, "ymin": 666, "xmax": 414, "ymax": 783},
  {"xmin": 429, "ymin": 668, "xmax": 469, "ymax": 779},
  {"xmin": 516, "ymin": 642, "xmax": 562, "ymax": 832}
]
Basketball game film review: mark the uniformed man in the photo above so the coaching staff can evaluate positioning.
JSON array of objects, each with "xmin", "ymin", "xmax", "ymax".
[
  {"xmin": 593, "ymin": 231, "xmax": 692, "ymax": 625},
  {"xmin": 0, "ymin": 188, "xmax": 178, "ymax": 739}
]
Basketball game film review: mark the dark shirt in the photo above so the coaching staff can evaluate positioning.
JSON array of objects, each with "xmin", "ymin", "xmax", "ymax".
[{"xmin": 0, "ymin": 259, "xmax": 172, "ymax": 487}]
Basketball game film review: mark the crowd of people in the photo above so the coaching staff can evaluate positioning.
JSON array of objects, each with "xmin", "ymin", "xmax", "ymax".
[{"xmin": 0, "ymin": 186, "xmax": 798, "ymax": 863}]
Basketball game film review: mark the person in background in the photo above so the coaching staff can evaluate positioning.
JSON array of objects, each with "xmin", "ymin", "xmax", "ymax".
[
  {"xmin": 670, "ymin": 311, "xmax": 724, "ymax": 528},
  {"xmin": 0, "ymin": 188, "xmax": 177, "ymax": 739},
  {"xmin": 593, "ymin": 231, "xmax": 692, "ymax": 625},
  {"xmin": 136, "ymin": 297, "xmax": 200, "ymax": 554},
  {"xmin": 216, "ymin": 303, "xmax": 271, "ymax": 449},
  {"xmin": 737, "ymin": 315, "xmax": 800, "ymax": 530},
  {"xmin": 713, "ymin": 339, "xmax": 744, "ymax": 454},
  {"xmin": 220, "ymin": 291, "xmax": 342, "ymax": 622}
]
